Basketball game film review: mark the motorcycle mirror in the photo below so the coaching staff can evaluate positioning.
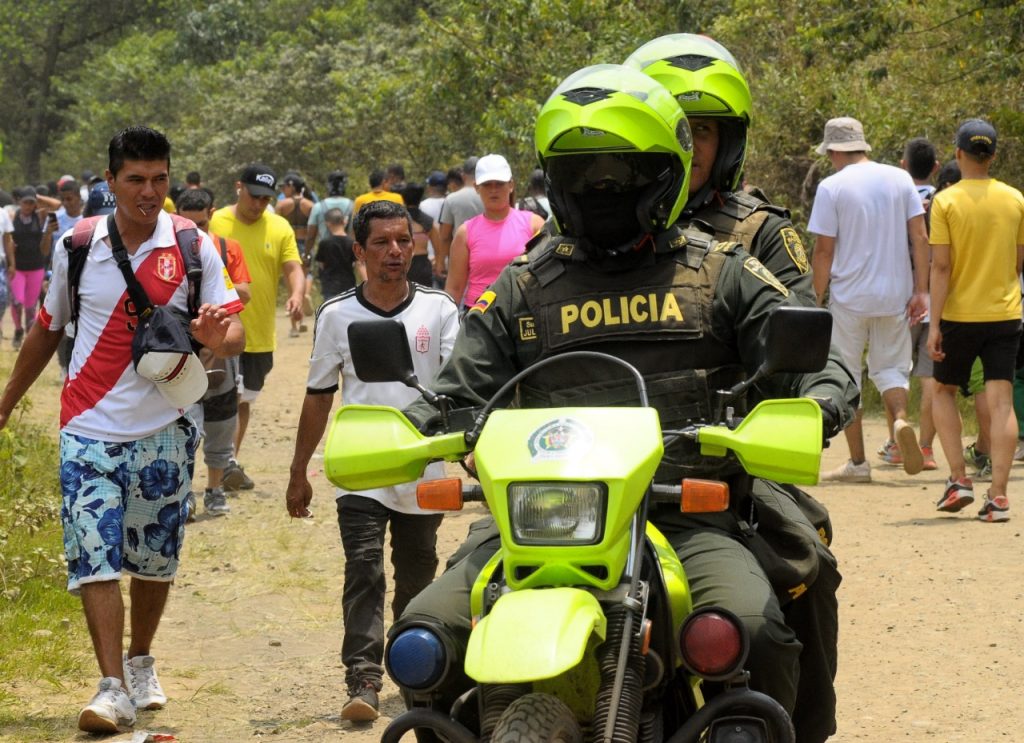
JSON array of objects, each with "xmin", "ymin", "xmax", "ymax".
[
  {"xmin": 760, "ymin": 306, "xmax": 832, "ymax": 376},
  {"xmin": 348, "ymin": 320, "xmax": 419, "ymax": 385},
  {"xmin": 348, "ymin": 320, "xmax": 443, "ymax": 407}
]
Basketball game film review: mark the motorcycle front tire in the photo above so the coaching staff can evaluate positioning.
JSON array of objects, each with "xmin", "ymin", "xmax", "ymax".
[{"xmin": 490, "ymin": 692, "xmax": 583, "ymax": 743}]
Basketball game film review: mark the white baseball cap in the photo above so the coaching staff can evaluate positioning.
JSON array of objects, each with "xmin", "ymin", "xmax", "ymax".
[
  {"xmin": 136, "ymin": 350, "xmax": 209, "ymax": 409},
  {"xmin": 132, "ymin": 307, "xmax": 209, "ymax": 409},
  {"xmin": 475, "ymin": 154, "xmax": 513, "ymax": 184}
]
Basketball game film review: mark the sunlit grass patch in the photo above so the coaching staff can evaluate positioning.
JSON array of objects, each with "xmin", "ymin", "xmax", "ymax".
[{"xmin": 0, "ymin": 391, "xmax": 89, "ymax": 731}]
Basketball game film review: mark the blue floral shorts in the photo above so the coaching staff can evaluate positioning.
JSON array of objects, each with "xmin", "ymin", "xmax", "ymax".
[{"xmin": 59, "ymin": 418, "xmax": 198, "ymax": 594}]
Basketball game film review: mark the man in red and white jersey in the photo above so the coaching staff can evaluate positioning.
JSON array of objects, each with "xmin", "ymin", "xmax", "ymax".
[{"xmin": 0, "ymin": 126, "xmax": 244, "ymax": 734}]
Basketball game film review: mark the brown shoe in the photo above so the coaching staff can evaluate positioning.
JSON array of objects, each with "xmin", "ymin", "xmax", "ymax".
[{"xmin": 341, "ymin": 681, "xmax": 379, "ymax": 721}]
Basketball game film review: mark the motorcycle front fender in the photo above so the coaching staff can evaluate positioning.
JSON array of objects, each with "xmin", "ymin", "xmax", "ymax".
[{"xmin": 465, "ymin": 587, "xmax": 606, "ymax": 684}]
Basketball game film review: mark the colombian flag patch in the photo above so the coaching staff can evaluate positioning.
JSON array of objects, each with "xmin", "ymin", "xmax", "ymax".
[{"xmin": 470, "ymin": 290, "xmax": 496, "ymax": 314}]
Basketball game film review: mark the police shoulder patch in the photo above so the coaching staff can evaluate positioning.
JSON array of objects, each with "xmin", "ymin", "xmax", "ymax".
[
  {"xmin": 743, "ymin": 256, "xmax": 790, "ymax": 297},
  {"xmin": 470, "ymin": 290, "xmax": 496, "ymax": 314},
  {"xmin": 779, "ymin": 227, "xmax": 809, "ymax": 274}
]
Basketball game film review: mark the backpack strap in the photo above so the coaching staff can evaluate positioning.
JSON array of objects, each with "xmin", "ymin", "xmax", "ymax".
[
  {"xmin": 65, "ymin": 214, "xmax": 204, "ymax": 327},
  {"xmin": 64, "ymin": 216, "xmax": 106, "ymax": 326},
  {"xmin": 168, "ymin": 213, "xmax": 202, "ymax": 317},
  {"xmin": 216, "ymin": 235, "xmax": 229, "ymax": 266}
]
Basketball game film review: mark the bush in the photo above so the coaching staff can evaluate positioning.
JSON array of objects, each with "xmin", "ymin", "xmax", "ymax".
[{"xmin": 0, "ymin": 399, "xmax": 87, "ymax": 729}]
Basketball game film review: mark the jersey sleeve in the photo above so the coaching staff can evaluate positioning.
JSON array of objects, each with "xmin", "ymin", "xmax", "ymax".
[
  {"xmin": 197, "ymin": 233, "xmax": 242, "ymax": 314},
  {"xmin": 438, "ymin": 295, "xmax": 461, "ymax": 363},
  {"xmin": 806, "ymin": 183, "xmax": 837, "ymax": 238},
  {"xmin": 39, "ymin": 231, "xmax": 72, "ymax": 330},
  {"xmin": 307, "ymin": 307, "xmax": 344, "ymax": 394},
  {"xmin": 225, "ymin": 238, "xmax": 252, "ymax": 284}
]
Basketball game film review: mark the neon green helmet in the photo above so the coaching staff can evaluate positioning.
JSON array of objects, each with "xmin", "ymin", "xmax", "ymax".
[
  {"xmin": 535, "ymin": 64, "xmax": 692, "ymax": 250},
  {"xmin": 625, "ymin": 34, "xmax": 751, "ymax": 194}
]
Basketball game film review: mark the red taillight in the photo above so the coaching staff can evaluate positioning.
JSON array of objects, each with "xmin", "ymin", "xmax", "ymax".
[{"xmin": 679, "ymin": 609, "xmax": 748, "ymax": 681}]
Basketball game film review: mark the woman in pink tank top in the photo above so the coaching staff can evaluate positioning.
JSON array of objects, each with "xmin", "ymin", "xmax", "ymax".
[{"xmin": 445, "ymin": 154, "xmax": 546, "ymax": 308}]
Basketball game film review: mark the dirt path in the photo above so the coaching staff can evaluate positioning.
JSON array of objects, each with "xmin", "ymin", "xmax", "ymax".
[{"xmin": 7, "ymin": 310, "xmax": 1024, "ymax": 742}]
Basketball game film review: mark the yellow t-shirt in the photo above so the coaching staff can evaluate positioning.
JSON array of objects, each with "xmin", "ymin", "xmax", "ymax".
[
  {"xmin": 931, "ymin": 178, "xmax": 1024, "ymax": 322},
  {"xmin": 352, "ymin": 190, "xmax": 404, "ymax": 216},
  {"xmin": 163, "ymin": 196, "xmax": 175, "ymax": 213},
  {"xmin": 209, "ymin": 206, "xmax": 301, "ymax": 352}
]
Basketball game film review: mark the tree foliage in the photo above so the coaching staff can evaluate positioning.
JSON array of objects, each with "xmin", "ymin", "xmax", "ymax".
[{"xmin": 1, "ymin": 0, "xmax": 1021, "ymax": 213}]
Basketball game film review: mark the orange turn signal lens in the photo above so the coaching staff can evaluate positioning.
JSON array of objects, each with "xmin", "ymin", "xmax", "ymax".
[
  {"xmin": 416, "ymin": 478, "xmax": 464, "ymax": 511},
  {"xmin": 680, "ymin": 479, "xmax": 730, "ymax": 513}
]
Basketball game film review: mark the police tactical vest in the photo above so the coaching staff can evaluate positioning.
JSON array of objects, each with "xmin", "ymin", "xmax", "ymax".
[
  {"xmin": 511, "ymin": 229, "xmax": 748, "ymax": 482},
  {"xmin": 694, "ymin": 190, "xmax": 788, "ymax": 254}
]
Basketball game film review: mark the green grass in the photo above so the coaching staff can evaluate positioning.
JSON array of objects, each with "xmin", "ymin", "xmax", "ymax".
[{"xmin": 0, "ymin": 393, "xmax": 89, "ymax": 731}]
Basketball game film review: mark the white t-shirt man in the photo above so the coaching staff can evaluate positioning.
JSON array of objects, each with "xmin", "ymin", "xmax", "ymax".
[
  {"xmin": 807, "ymin": 160, "xmax": 924, "ymax": 316},
  {"xmin": 306, "ymin": 283, "xmax": 459, "ymax": 513}
]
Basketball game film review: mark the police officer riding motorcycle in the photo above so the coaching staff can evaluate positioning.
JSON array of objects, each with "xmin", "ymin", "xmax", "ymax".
[
  {"xmin": 387, "ymin": 63, "xmax": 857, "ymax": 742},
  {"xmin": 625, "ymin": 34, "xmax": 815, "ymax": 306}
]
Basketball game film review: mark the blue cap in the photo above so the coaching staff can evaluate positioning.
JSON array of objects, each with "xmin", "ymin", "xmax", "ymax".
[{"xmin": 85, "ymin": 182, "xmax": 116, "ymax": 217}]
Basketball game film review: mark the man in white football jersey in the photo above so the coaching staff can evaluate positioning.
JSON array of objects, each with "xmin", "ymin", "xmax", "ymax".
[{"xmin": 285, "ymin": 199, "xmax": 460, "ymax": 723}]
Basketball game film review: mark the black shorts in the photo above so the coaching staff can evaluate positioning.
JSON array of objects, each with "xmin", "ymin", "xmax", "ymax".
[
  {"xmin": 934, "ymin": 319, "xmax": 1022, "ymax": 387},
  {"xmin": 240, "ymin": 351, "xmax": 275, "ymax": 392}
]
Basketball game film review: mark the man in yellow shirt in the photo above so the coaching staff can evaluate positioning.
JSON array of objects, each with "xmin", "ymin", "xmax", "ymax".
[
  {"xmin": 928, "ymin": 119, "xmax": 1024, "ymax": 522},
  {"xmin": 351, "ymin": 169, "xmax": 404, "ymax": 222},
  {"xmin": 209, "ymin": 163, "xmax": 305, "ymax": 490}
]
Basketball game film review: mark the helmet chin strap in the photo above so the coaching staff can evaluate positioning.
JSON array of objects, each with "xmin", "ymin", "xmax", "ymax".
[{"xmin": 683, "ymin": 182, "xmax": 716, "ymax": 216}]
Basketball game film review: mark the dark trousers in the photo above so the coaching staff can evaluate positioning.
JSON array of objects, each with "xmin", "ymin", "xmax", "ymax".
[{"xmin": 336, "ymin": 494, "xmax": 443, "ymax": 689}]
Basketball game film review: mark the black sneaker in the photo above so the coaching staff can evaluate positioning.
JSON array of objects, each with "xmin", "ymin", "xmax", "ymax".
[
  {"xmin": 185, "ymin": 492, "xmax": 197, "ymax": 523},
  {"xmin": 221, "ymin": 461, "xmax": 255, "ymax": 491},
  {"xmin": 12, "ymin": 328, "xmax": 24, "ymax": 350},
  {"xmin": 204, "ymin": 488, "xmax": 230, "ymax": 516},
  {"xmin": 341, "ymin": 681, "xmax": 379, "ymax": 721}
]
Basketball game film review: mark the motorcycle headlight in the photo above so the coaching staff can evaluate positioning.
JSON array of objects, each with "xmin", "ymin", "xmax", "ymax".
[{"xmin": 507, "ymin": 482, "xmax": 606, "ymax": 545}]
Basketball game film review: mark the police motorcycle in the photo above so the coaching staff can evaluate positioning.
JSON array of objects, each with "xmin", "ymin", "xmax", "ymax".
[{"xmin": 324, "ymin": 306, "xmax": 832, "ymax": 743}]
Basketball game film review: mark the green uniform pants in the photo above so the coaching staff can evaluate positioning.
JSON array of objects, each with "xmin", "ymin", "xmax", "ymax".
[{"xmin": 395, "ymin": 487, "xmax": 838, "ymax": 743}]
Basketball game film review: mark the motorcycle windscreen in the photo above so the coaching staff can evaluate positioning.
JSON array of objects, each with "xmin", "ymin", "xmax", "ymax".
[
  {"xmin": 323, "ymin": 405, "xmax": 467, "ymax": 490},
  {"xmin": 697, "ymin": 398, "xmax": 823, "ymax": 485}
]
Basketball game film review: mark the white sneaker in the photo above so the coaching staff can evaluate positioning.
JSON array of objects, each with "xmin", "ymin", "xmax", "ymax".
[
  {"xmin": 124, "ymin": 654, "xmax": 167, "ymax": 710},
  {"xmin": 822, "ymin": 459, "xmax": 872, "ymax": 483},
  {"xmin": 78, "ymin": 677, "xmax": 136, "ymax": 733}
]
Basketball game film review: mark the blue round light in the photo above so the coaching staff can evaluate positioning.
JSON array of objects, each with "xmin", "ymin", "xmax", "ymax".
[{"xmin": 387, "ymin": 627, "xmax": 448, "ymax": 690}]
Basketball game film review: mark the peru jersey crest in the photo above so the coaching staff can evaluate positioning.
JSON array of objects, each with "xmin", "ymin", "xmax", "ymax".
[{"xmin": 156, "ymin": 252, "xmax": 178, "ymax": 282}]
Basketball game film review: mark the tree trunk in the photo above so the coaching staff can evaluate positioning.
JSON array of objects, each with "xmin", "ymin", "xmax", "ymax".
[{"xmin": 24, "ymin": 19, "xmax": 64, "ymax": 183}]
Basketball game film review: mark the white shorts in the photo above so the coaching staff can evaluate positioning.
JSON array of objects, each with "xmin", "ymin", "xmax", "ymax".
[{"xmin": 830, "ymin": 309, "xmax": 911, "ymax": 395}]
